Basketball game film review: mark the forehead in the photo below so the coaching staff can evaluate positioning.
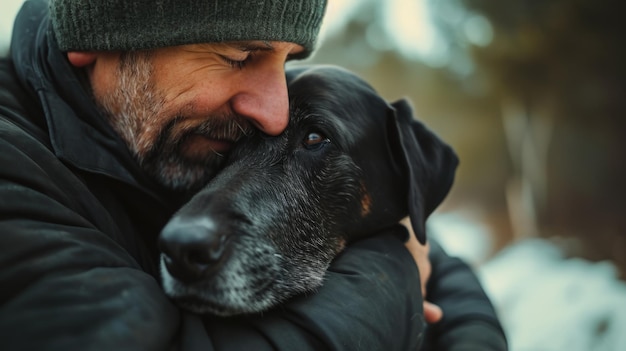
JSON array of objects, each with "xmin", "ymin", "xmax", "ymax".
[{"xmin": 287, "ymin": 68, "xmax": 389, "ymax": 147}]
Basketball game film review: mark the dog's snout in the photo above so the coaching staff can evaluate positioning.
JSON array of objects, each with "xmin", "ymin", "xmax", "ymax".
[{"xmin": 159, "ymin": 217, "xmax": 229, "ymax": 283}]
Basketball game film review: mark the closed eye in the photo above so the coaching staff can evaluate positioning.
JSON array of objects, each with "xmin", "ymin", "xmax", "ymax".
[{"xmin": 218, "ymin": 54, "xmax": 252, "ymax": 70}]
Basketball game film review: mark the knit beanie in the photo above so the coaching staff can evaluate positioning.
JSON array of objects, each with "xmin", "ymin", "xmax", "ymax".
[{"xmin": 49, "ymin": 0, "xmax": 327, "ymax": 58}]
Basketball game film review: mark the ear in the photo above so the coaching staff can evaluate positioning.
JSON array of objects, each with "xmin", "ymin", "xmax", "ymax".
[
  {"xmin": 66, "ymin": 52, "xmax": 98, "ymax": 67},
  {"xmin": 387, "ymin": 99, "xmax": 459, "ymax": 244}
]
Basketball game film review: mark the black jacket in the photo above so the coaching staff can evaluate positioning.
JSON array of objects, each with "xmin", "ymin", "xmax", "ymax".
[{"xmin": 0, "ymin": 1, "xmax": 506, "ymax": 350}]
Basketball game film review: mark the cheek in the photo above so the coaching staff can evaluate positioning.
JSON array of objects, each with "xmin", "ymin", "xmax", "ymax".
[
  {"xmin": 151, "ymin": 60, "xmax": 235, "ymax": 117},
  {"xmin": 158, "ymin": 78, "xmax": 236, "ymax": 120},
  {"xmin": 285, "ymin": 153, "xmax": 364, "ymax": 229},
  {"xmin": 89, "ymin": 54, "xmax": 122, "ymax": 105}
]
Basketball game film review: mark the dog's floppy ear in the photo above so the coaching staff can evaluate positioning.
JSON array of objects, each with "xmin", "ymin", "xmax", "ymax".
[{"xmin": 387, "ymin": 99, "xmax": 459, "ymax": 244}]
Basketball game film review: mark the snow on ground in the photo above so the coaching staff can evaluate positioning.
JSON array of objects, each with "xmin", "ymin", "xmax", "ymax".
[{"xmin": 430, "ymin": 212, "xmax": 626, "ymax": 351}]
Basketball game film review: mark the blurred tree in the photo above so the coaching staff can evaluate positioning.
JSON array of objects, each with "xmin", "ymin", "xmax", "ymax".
[
  {"xmin": 308, "ymin": 0, "xmax": 533, "ymax": 253},
  {"xmin": 307, "ymin": 0, "xmax": 625, "ymax": 274},
  {"xmin": 453, "ymin": 0, "xmax": 626, "ymax": 272}
]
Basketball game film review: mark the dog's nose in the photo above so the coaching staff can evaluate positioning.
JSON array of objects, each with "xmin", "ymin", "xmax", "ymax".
[{"xmin": 159, "ymin": 217, "xmax": 228, "ymax": 283}]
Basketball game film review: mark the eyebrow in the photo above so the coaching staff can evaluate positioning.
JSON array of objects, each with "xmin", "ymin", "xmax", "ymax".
[{"xmin": 228, "ymin": 41, "xmax": 274, "ymax": 52}]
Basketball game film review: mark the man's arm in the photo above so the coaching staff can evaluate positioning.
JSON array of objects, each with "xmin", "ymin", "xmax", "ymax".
[
  {"xmin": 0, "ymin": 130, "xmax": 426, "ymax": 350},
  {"xmin": 0, "ymin": 130, "xmax": 181, "ymax": 350},
  {"xmin": 422, "ymin": 240, "xmax": 508, "ymax": 351}
]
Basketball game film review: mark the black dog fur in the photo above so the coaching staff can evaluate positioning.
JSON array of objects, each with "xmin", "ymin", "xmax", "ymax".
[{"xmin": 159, "ymin": 65, "xmax": 459, "ymax": 316}]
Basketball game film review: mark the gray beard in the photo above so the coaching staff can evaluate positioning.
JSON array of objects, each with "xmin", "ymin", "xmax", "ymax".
[{"xmin": 92, "ymin": 51, "xmax": 247, "ymax": 191}]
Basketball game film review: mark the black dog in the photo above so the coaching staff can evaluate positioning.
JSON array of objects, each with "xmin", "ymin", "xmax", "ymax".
[{"xmin": 159, "ymin": 65, "xmax": 458, "ymax": 316}]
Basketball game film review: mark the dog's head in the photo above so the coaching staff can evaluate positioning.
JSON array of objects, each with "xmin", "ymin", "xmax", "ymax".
[
  {"xmin": 286, "ymin": 65, "xmax": 458, "ymax": 244},
  {"xmin": 159, "ymin": 65, "xmax": 458, "ymax": 316}
]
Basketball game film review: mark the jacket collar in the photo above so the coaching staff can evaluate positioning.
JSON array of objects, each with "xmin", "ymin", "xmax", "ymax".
[{"xmin": 11, "ymin": 0, "xmax": 183, "ymax": 206}]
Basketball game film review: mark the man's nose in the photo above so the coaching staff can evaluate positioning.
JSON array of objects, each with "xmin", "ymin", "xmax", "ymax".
[{"xmin": 230, "ymin": 65, "xmax": 289, "ymax": 136}]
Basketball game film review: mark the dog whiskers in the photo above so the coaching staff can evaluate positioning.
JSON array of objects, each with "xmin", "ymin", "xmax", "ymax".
[{"xmin": 209, "ymin": 148, "xmax": 226, "ymax": 157}]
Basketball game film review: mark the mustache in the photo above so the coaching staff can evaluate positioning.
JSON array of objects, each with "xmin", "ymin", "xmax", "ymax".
[
  {"xmin": 136, "ymin": 113, "xmax": 257, "ymax": 191},
  {"xmin": 194, "ymin": 114, "xmax": 255, "ymax": 143},
  {"xmin": 148, "ymin": 113, "xmax": 255, "ymax": 157}
]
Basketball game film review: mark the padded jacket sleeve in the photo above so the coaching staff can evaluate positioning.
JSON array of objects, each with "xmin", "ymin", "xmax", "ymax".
[
  {"xmin": 0, "ymin": 119, "xmax": 177, "ymax": 350},
  {"xmin": 0, "ymin": 117, "xmax": 425, "ymax": 350},
  {"xmin": 422, "ymin": 240, "xmax": 508, "ymax": 351}
]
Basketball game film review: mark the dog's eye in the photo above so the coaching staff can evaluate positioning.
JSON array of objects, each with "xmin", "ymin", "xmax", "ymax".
[
  {"xmin": 305, "ymin": 132, "xmax": 324, "ymax": 144},
  {"xmin": 303, "ymin": 132, "xmax": 329, "ymax": 150}
]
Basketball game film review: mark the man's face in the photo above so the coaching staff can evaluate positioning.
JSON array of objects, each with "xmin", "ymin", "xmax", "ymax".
[{"xmin": 88, "ymin": 41, "xmax": 303, "ymax": 191}]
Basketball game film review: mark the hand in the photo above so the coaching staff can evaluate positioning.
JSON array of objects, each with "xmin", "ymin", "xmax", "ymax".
[{"xmin": 400, "ymin": 217, "xmax": 443, "ymax": 324}]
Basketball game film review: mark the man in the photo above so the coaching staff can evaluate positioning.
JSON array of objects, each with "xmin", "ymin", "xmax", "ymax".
[{"xmin": 0, "ymin": 0, "xmax": 506, "ymax": 350}]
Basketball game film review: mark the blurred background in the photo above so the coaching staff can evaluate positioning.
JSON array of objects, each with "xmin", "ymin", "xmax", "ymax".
[
  {"xmin": 302, "ymin": 1, "xmax": 626, "ymax": 350},
  {"xmin": 2, "ymin": 0, "xmax": 625, "ymax": 350}
]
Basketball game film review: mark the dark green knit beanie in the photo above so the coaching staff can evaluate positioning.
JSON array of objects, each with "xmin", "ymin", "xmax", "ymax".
[{"xmin": 49, "ymin": 0, "xmax": 327, "ymax": 57}]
